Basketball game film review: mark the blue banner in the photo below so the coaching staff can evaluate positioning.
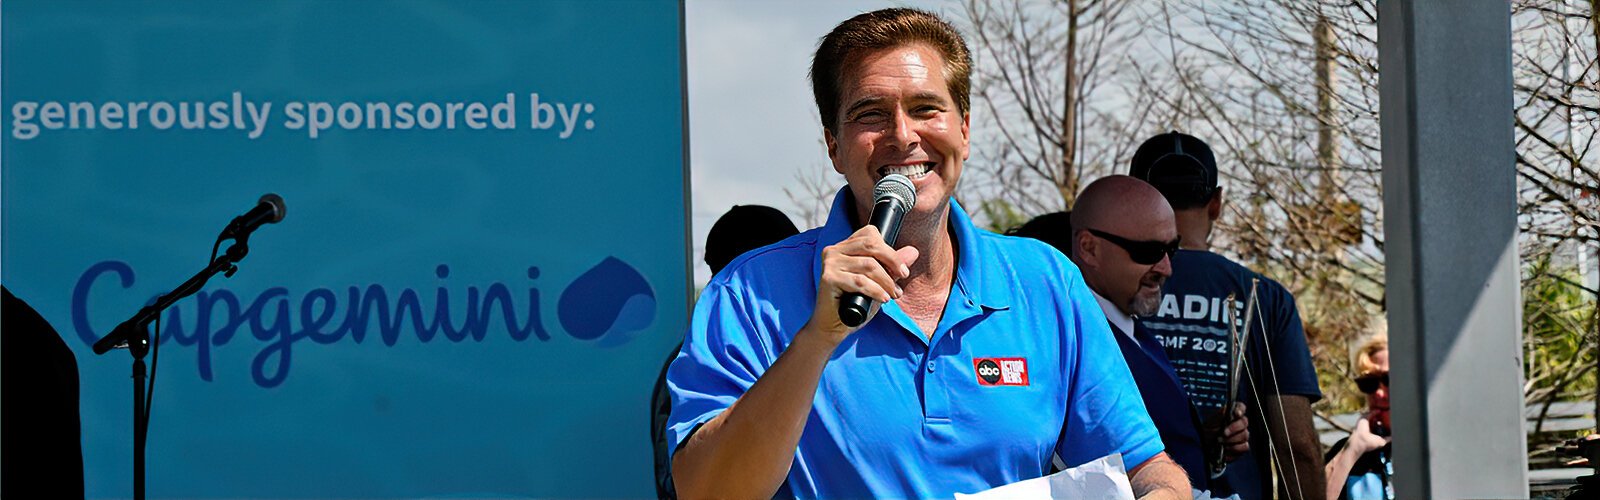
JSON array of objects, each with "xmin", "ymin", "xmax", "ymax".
[{"xmin": 3, "ymin": 1, "xmax": 689, "ymax": 497}]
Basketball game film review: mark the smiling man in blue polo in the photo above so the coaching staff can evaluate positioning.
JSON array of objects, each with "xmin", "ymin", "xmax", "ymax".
[{"xmin": 664, "ymin": 8, "xmax": 1190, "ymax": 499}]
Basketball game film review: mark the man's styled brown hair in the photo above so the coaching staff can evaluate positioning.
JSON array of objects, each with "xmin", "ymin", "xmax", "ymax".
[{"xmin": 810, "ymin": 8, "xmax": 972, "ymax": 135}]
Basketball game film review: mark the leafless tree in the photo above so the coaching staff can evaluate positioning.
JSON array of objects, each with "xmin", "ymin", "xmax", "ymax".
[
  {"xmin": 784, "ymin": 164, "xmax": 838, "ymax": 230},
  {"xmin": 949, "ymin": 0, "xmax": 1596, "ymax": 469},
  {"xmin": 1135, "ymin": 0, "xmax": 1388, "ymax": 421},
  {"xmin": 959, "ymin": 0, "xmax": 1158, "ymax": 221},
  {"xmin": 1139, "ymin": 0, "xmax": 1598, "ymax": 465},
  {"xmin": 1512, "ymin": 0, "xmax": 1600, "ymax": 466}
]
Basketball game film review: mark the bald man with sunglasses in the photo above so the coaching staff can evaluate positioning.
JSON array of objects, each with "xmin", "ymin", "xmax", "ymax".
[{"xmin": 1069, "ymin": 176, "xmax": 1250, "ymax": 495}]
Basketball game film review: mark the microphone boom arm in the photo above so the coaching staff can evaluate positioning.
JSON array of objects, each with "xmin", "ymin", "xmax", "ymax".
[{"xmin": 92, "ymin": 240, "xmax": 248, "ymax": 356}]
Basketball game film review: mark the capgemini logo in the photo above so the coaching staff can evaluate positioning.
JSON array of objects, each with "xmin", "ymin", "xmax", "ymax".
[
  {"xmin": 71, "ymin": 256, "xmax": 659, "ymax": 388},
  {"xmin": 557, "ymin": 256, "xmax": 657, "ymax": 348}
]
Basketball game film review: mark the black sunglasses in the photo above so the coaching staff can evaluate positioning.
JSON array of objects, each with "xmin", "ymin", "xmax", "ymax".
[
  {"xmin": 1355, "ymin": 372, "xmax": 1389, "ymax": 394},
  {"xmin": 1084, "ymin": 228, "xmax": 1180, "ymax": 265}
]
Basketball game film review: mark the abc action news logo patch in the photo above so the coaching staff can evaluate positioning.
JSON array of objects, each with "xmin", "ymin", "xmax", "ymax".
[{"xmin": 973, "ymin": 357, "xmax": 1029, "ymax": 386}]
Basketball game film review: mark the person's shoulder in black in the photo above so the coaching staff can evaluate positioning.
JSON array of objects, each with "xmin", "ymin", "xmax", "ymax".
[{"xmin": 2, "ymin": 286, "xmax": 86, "ymax": 499}]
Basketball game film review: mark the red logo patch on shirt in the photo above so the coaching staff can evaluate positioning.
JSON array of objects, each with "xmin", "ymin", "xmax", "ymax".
[{"xmin": 973, "ymin": 357, "xmax": 1029, "ymax": 386}]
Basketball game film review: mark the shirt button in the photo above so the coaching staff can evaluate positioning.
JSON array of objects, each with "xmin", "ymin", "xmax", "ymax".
[{"xmin": 927, "ymin": 364, "xmax": 936, "ymax": 373}]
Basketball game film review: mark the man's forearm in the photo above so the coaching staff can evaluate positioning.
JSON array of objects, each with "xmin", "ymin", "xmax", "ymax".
[
  {"xmin": 672, "ymin": 329, "xmax": 836, "ymax": 499},
  {"xmin": 1128, "ymin": 452, "xmax": 1191, "ymax": 500},
  {"xmin": 1265, "ymin": 395, "xmax": 1328, "ymax": 500}
]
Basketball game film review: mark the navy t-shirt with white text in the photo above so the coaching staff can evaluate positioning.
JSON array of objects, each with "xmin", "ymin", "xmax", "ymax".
[{"xmin": 1136, "ymin": 249, "xmax": 1322, "ymax": 500}]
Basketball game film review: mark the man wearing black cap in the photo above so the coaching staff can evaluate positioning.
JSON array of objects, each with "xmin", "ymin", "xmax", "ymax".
[{"xmin": 1129, "ymin": 131, "xmax": 1326, "ymax": 500}]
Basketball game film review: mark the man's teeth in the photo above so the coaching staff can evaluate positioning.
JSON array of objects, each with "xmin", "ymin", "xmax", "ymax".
[{"xmin": 882, "ymin": 163, "xmax": 933, "ymax": 179}]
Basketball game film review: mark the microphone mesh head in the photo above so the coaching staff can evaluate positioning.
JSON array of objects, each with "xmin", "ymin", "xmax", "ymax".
[
  {"xmin": 874, "ymin": 174, "xmax": 917, "ymax": 209},
  {"xmin": 259, "ymin": 193, "xmax": 287, "ymax": 222}
]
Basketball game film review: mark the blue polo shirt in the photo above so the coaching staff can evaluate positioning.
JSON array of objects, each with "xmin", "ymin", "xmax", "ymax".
[{"xmin": 666, "ymin": 190, "xmax": 1164, "ymax": 498}]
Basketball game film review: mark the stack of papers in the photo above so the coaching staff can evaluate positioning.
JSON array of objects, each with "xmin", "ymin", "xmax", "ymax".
[{"xmin": 956, "ymin": 454, "xmax": 1135, "ymax": 500}]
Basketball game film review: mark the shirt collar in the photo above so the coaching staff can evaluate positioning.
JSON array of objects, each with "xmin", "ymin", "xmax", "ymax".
[
  {"xmin": 1092, "ymin": 289, "xmax": 1136, "ymax": 341},
  {"xmin": 811, "ymin": 188, "xmax": 1011, "ymax": 313}
]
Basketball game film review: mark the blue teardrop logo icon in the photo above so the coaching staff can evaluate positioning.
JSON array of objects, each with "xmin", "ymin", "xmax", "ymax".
[{"xmin": 557, "ymin": 256, "xmax": 656, "ymax": 345}]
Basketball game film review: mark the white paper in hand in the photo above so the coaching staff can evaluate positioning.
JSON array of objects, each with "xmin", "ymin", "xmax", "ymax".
[{"xmin": 955, "ymin": 453, "xmax": 1135, "ymax": 500}]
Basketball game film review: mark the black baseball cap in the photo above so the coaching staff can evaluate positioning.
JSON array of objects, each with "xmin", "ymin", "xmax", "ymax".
[{"xmin": 1128, "ymin": 131, "xmax": 1219, "ymax": 208}]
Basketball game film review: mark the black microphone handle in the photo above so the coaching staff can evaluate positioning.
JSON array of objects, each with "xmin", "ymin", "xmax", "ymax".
[
  {"xmin": 838, "ymin": 198, "xmax": 908, "ymax": 327},
  {"xmin": 234, "ymin": 202, "xmax": 275, "ymax": 229}
]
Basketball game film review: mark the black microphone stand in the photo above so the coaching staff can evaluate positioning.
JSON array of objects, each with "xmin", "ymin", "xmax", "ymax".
[{"xmin": 93, "ymin": 236, "xmax": 252, "ymax": 500}]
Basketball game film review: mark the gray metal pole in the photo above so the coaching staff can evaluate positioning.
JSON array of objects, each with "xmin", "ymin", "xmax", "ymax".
[{"xmin": 1378, "ymin": 1, "xmax": 1529, "ymax": 499}]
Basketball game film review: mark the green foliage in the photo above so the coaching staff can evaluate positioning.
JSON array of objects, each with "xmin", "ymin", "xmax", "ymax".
[
  {"xmin": 1521, "ymin": 252, "xmax": 1598, "ymax": 466},
  {"xmin": 1522, "ymin": 254, "xmax": 1598, "ymax": 410}
]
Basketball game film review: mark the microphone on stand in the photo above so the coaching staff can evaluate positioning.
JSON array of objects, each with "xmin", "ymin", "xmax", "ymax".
[
  {"xmin": 838, "ymin": 174, "xmax": 917, "ymax": 327},
  {"xmin": 93, "ymin": 194, "xmax": 287, "ymax": 355},
  {"xmin": 222, "ymin": 193, "xmax": 286, "ymax": 241},
  {"xmin": 91, "ymin": 192, "xmax": 287, "ymax": 500}
]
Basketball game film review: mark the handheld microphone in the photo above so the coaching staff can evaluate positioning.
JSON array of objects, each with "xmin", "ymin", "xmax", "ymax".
[
  {"xmin": 838, "ymin": 174, "xmax": 917, "ymax": 327},
  {"xmin": 223, "ymin": 193, "xmax": 287, "ymax": 240}
]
